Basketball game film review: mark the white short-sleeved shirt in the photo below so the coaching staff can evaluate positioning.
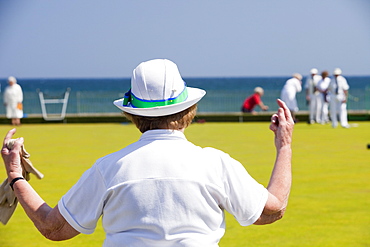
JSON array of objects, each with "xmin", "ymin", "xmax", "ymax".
[
  {"xmin": 281, "ymin": 77, "xmax": 302, "ymax": 112},
  {"xmin": 58, "ymin": 129, "xmax": 268, "ymax": 246},
  {"xmin": 328, "ymin": 75, "xmax": 349, "ymax": 101},
  {"xmin": 305, "ymin": 75, "xmax": 322, "ymax": 95},
  {"xmin": 317, "ymin": 77, "xmax": 331, "ymax": 92}
]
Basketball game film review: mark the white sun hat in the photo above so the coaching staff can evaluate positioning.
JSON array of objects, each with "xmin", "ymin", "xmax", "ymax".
[
  {"xmin": 333, "ymin": 68, "xmax": 342, "ymax": 75},
  {"xmin": 113, "ymin": 59, "xmax": 206, "ymax": 117},
  {"xmin": 310, "ymin": 68, "xmax": 318, "ymax": 74}
]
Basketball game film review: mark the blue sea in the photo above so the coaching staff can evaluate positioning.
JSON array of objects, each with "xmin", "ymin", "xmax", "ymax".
[{"xmin": 0, "ymin": 76, "xmax": 369, "ymax": 116}]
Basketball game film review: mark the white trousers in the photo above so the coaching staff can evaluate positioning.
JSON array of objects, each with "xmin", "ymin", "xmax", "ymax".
[
  {"xmin": 330, "ymin": 97, "xmax": 349, "ymax": 128},
  {"xmin": 317, "ymin": 93, "xmax": 329, "ymax": 124},
  {"xmin": 309, "ymin": 93, "xmax": 321, "ymax": 122}
]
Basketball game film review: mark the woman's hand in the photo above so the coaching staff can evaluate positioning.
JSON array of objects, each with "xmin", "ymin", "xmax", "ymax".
[
  {"xmin": 269, "ymin": 99, "xmax": 294, "ymax": 150},
  {"xmin": 1, "ymin": 128, "xmax": 24, "ymax": 181}
]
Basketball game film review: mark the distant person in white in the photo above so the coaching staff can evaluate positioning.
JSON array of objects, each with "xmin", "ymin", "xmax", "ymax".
[
  {"xmin": 3, "ymin": 76, "xmax": 23, "ymax": 126},
  {"xmin": 305, "ymin": 68, "xmax": 322, "ymax": 124},
  {"xmin": 280, "ymin": 73, "xmax": 302, "ymax": 122},
  {"xmin": 329, "ymin": 68, "xmax": 350, "ymax": 128},
  {"xmin": 316, "ymin": 71, "xmax": 331, "ymax": 124}
]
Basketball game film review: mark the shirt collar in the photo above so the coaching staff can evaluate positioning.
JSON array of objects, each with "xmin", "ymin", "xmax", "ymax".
[{"xmin": 139, "ymin": 129, "xmax": 187, "ymax": 141}]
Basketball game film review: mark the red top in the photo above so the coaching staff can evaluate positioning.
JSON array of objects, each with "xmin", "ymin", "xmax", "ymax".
[{"xmin": 242, "ymin": 93, "xmax": 261, "ymax": 111}]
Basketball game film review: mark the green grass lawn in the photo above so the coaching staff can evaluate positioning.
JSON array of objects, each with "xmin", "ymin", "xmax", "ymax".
[{"xmin": 0, "ymin": 121, "xmax": 369, "ymax": 246}]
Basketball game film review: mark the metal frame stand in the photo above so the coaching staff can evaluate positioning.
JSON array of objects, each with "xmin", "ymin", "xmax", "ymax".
[{"xmin": 38, "ymin": 88, "xmax": 71, "ymax": 121}]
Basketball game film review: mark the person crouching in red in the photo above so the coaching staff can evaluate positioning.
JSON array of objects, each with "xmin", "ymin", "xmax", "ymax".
[{"xmin": 241, "ymin": 87, "xmax": 269, "ymax": 114}]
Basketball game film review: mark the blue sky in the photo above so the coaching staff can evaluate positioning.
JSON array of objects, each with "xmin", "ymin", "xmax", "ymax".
[{"xmin": 0, "ymin": 0, "xmax": 369, "ymax": 78}]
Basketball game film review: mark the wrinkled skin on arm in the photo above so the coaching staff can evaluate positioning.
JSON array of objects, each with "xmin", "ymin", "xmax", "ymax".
[
  {"xmin": 254, "ymin": 99, "xmax": 294, "ymax": 225},
  {"xmin": 2, "ymin": 129, "xmax": 80, "ymax": 241}
]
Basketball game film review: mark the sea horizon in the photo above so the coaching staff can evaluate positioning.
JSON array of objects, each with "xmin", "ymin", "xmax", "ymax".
[{"xmin": 0, "ymin": 76, "xmax": 368, "ymax": 116}]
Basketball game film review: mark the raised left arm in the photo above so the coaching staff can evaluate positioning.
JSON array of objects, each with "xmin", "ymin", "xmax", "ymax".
[{"xmin": 2, "ymin": 129, "xmax": 79, "ymax": 241}]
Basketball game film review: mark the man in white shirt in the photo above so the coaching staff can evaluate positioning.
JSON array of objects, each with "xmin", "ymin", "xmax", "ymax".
[
  {"xmin": 316, "ymin": 71, "xmax": 331, "ymax": 124},
  {"xmin": 2, "ymin": 59, "xmax": 294, "ymax": 246},
  {"xmin": 305, "ymin": 68, "xmax": 322, "ymax": 124},
  {"xmin": 329, "ymin": 68, "xmax": 350, "ymax": 128}
]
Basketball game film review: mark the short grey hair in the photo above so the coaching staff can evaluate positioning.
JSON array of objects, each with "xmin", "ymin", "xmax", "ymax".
[
  {"xmin": 293, "ymin": 73, "xmax": 302, "ymax": 81},
  {"xmin": 8, "ymin": 76, "xmax": 17, "ymax": 84},
  {"xmin": 254, "ymin": 87, "xmax": 264, "ymax": 95}
]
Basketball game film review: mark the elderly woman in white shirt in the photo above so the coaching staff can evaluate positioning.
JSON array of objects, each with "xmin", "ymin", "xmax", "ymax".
[
  {"xmin": 2, "ymin": 59, "xmax": 294, "ymax": 246},
  {"xmin": 3, "ymin": 76, "xmax": 23, "ymax": 126}
]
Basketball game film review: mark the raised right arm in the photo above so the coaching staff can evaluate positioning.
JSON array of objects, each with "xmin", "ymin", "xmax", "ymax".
[{"xmin": 254, "ymin": 99, "xmax": 293, "ymax": 225}]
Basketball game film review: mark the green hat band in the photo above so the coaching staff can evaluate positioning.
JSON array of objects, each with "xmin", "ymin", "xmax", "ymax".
[{"xmin": 123, "ymin": 87, "xmax": 188, "ymax": 108}]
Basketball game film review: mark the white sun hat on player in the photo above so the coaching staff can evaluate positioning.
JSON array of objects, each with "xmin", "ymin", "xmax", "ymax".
[
  {"xmin": 113, "ymin": 59, "xmax": 206, "ymax": 117},
  {"xmin": 310, "ymin": 68, "xmax": 318, "ymax": 74},
  {"xmin": 333, "ymin": 68, "xmax": 342, "ymax": 75}
]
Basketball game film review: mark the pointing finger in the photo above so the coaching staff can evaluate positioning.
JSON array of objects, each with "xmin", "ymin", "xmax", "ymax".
[
  {"xmin": 276, "ymin": 99, "xmax": 293, "ymax": 123},
  {"xmin": 277, "ymin": 107, "xmax": 286, "ymax": 125},
  {"xmin": 3, "ymin": 128, "xmax": 17, "ymax": 149}
]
